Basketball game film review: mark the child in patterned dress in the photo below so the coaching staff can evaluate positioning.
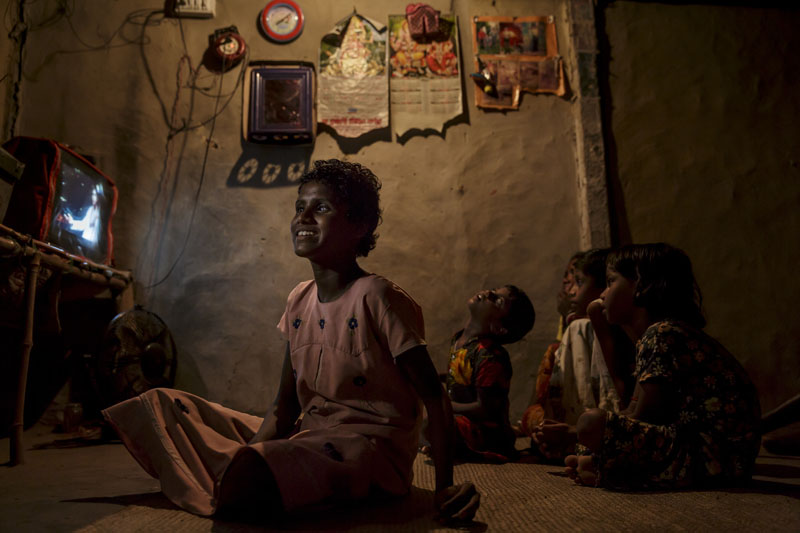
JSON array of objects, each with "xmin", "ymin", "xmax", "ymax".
[
  {"xmin": 103, "ymin": 160, "xmax": 480, "ymax": 523},
  {"xmin": 564, "ymin": 243, "xmax": 761, "ymax": 489},
  {"xmin": 443, "ymin": 285, "xmax": 535, "ymax": 462}
]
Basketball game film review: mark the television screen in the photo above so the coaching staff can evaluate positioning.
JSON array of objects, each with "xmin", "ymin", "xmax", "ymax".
[
  {"xmin": 2, "ymin": 137, "xmax": 116, "ymax": 264},
  {"xmin": 47, "ymin": 150, "xmax": 113, "ymax": 264}
]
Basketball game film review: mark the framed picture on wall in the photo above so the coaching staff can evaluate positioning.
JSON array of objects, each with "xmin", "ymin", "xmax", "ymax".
[
  {"xmin": 243, "ymin": 62, "xmax": 316, "ymax": 144},
  {"xmin": 471, "ymin": 15, "xmax": 564, "ymax": 110}
]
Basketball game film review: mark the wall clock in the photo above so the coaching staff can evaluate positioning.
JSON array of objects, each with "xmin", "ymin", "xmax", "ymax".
[{"xmin": 261, "ymin": 0, "xmax": 304, "ymax": 43}]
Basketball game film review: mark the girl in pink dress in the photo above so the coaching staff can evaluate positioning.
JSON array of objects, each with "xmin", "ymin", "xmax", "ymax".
[{"xmin": 103, "ymin": 160, "xmax": 479, "ymax": 523}]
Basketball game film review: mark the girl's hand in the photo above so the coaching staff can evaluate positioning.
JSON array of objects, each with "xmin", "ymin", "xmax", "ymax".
[
  {"xmin": 435, "ymin": 482, "xmax": 480, "ymax": 523},
  {"xmin": 587, "ymin": 298, "xmax": 605, "ymax": 321}
]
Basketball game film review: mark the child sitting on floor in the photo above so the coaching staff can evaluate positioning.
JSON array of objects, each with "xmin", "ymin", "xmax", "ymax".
[
  {"xmin": 103, "ymin": 160, "xmax": 479, "ymax": 523},
  {"xmin": 442, "ymin": 285, "xmax": 535, "ymax": 462},
  {"xmin": 565, "ymin": 243, "xmax": 761, "ymax": 489},
  {"xmin": 517, "ymin": 251, "xmax": 585, "ymax": 435},
  {"xmin": 545, "ymin": 248, "xmax": 625, "ymax": 422},
  {"xmin": 530, "ymin": 248, "xmax": 634, "ymax": 460}
]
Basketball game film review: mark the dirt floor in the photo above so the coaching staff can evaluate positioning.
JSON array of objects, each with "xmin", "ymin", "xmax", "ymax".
[{"xmin": 2, "ymin": 418, "xmax": 800, "ymax": 532}]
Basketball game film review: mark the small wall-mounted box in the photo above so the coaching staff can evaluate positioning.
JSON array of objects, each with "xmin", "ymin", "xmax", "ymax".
[
  {"xmin": 243, "ymin": 62, "xmax": 316, "ymax": 145},
  {"xmin": 171, "ymin": 0, "xmax": 215, "ymax": 18}
]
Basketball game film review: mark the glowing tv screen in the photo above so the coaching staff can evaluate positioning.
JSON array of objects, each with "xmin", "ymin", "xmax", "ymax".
[
  {"xmin": 2, "ymin": 137, "xmax": 117, "ymax": 265},
  {"xmin": 47, "ymin": 150, "xmax": 114, "ymax": 264}
]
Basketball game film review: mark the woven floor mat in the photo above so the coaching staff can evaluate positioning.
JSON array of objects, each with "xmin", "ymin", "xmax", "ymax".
[{"xmin": 78, "ymin": 453, "xmax": 800, "ymax": 532}]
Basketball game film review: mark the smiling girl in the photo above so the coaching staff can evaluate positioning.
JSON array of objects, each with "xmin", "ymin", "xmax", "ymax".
[{"xmin": 103, "ymin": 160, "xmax": 479, "ymax": 524}]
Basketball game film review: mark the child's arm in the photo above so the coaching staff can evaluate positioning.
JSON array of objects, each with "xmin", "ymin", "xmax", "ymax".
[
  {"xmin": 451, "ymin": 388, "xmax": 506, "ymax": 421},
  {"xmin": 624, "ymin": 380, "xmax": 672, "ymax": 424},
  {"xmin": 587, "ymin": 299, "xmax": 630, "ymax": 404},
  {"xmin": 249, "ymin": 343, "xmax": 301, "ymax": 444},
  {"xmin": 396, "ymin": 345, "xmax": 480, "ymax": 522}
]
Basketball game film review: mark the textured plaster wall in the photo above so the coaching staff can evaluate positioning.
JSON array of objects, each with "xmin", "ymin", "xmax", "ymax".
[
  {"xmin": 603, "ymin": 2, "xmax": 800, "ymax": 412},
  {"xmin": 8, "ymin": 0, "xmax": 585, "ymax": 421},
  {"xmin": 1, "ymin": 3, "xmax": 19, "ymax": 142}
]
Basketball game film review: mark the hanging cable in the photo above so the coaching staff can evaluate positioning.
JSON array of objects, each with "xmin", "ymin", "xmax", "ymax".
[{"xmin": 144, "ymin": 52, "xmax": 228, "ymax": 289}]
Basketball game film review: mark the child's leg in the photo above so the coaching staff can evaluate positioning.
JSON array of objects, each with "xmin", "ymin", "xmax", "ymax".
[
  {"xmin": 565, "ymin": 454, "xmax": 598, "ymax": 485},
  {"xmin": 568, "ymin": 410, "xmax": 693, "ymax": 490},
  {"xmin": 216, "ymin": 447, "xmax": 283, "ymax": 522},
  {"xmin": 563, "ymin": 408, "xmax": 607, "ymax": 486},
  {"xmin": 576, "ymin": 408, "xmax": 606, "ymax": 450}
]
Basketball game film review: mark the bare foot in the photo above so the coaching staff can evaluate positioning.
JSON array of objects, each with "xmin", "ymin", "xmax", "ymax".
[
  {"xmin": 565, "ymin": 454, "xmax": 579, "ymax": 481},
  {"xmin": 564, "ymin": 454, "xmax": 597, "ymax": 486},
  {"xmin": 531, "ymin": 420, "xmax": 576, "ymax": 460}
]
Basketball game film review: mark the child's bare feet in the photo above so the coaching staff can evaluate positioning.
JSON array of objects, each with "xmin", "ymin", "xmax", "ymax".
[
  {"xmin": 565, "ymin": 454, "xmax": 579, "ymax": 480},
  {"xmin": 531, "ymin": 420, "xmax": 576, "ymax": 460},
  {"xmin": 564, "ymin": 454, "xmax": 598, "ymax": 486}
]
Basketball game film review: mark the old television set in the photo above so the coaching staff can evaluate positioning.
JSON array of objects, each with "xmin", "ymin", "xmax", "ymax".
[
  {"xmin": 243, "ymin": 62, "xmax": 316, "ymax": 144},
  {"xmin": 2, "ymin": 137, "xmax": 117, "ymax": 265}
]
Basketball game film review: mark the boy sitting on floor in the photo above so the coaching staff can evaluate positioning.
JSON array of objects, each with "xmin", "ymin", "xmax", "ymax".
[{"xmin": 439, "ymin": 285, "xmax": 535, "ymax": 462}]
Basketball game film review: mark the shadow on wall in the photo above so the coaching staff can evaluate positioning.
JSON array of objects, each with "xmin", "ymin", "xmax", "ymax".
[
  {"xmin": 319, "ymin": 123, "xmax": 392, "ymax": 153},
  {"xmin": 226, "ymin": 110, "xmax": 467, "ymax": 187},
  {"xmin": 594, "ymin": 2, "xmax": 631, "ymax": 247},
  {"xmin": 227, "ymin": 141, "xmax": 313, "ymax": 189}
]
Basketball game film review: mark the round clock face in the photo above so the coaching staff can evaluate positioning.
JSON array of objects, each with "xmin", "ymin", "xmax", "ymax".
[{"xmin": 261, "ymin": 0, "xmax": 304, "ymax": 43}]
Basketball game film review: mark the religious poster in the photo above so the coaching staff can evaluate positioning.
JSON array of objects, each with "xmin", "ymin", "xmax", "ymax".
[
  {"xmin": 318, "ymin": 13, "xmax": 387, "ymax": 137},
  {"xmin": 388, "ymin": 13, "xmax": 462, "ymax": 137},
  {"xmin": 471, "ymin": 15, "xmax": 564, "ymax": 110}
]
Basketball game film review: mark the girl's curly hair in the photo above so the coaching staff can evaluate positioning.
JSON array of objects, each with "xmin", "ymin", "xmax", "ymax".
[{"xmin": 299, "ymin": 159, "xmax": 382, "ymax": 257}]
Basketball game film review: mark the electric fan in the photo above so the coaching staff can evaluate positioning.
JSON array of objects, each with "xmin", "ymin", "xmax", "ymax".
[{"xmin": 95, "ymin": 305, "xmax": 177, "ymax": 407}]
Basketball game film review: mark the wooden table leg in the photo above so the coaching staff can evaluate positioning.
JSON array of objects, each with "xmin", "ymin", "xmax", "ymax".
[{"xmin": 10, "ymin": 252, "xmax": 41, "ymax": 466}]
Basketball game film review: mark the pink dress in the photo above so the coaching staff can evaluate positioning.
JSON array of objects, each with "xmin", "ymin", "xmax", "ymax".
[{"xmin": 103, "ymin": 274, "xmax": 426, "ymax": 515}]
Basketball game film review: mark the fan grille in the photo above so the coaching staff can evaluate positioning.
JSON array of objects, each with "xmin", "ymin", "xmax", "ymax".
[{"xmin": 97, "ymin": 307, "xmax": 177, "ymax": 406}]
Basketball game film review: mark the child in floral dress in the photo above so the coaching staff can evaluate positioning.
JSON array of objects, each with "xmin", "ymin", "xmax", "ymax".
[
  {"xmin": 444, "ymin": 285, "xmax": 535, "ymax": 462},
  {"xmin": 564, "ymin": 243, "xmax": 761, "ymax": 489}
]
